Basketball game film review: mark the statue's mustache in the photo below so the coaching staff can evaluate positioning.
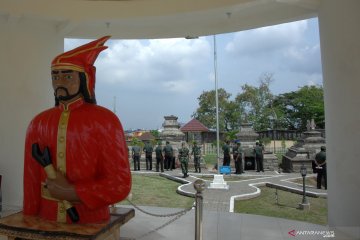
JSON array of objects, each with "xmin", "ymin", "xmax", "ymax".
[
  {"xmin": 54, "ymin": 87, "xmax": 70, "ymax": 97},
  {"xmin": 54, "ymin": 87, "xmax": 80, "ymax": 101}
]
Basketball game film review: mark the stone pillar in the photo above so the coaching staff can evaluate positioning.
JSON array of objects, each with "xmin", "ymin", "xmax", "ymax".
[
  {"xmin": 0, "ymin": 18, "xmax": 63, "ymax": 207},
  {"xmin": 318, "ymin": 0, "xmax": 360, "ymax": 238},
  {"xmin": 159, "ymin": 115, "xmax": 185, "ymax": 142}
]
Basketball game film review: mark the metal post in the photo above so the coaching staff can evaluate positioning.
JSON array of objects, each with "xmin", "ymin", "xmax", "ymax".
[
  {"xmin": 113, "ymin": 96, "xmax": 117, "ymax": 114},
  {"xmin": 299, "ymin": 164, "xmax": 310, "ymax": 210},
  {"xmin": 194, "ymin": 179, "xmax": 205, "ymax": 240},
  {"xmin": 213, "ymin": 35, "xmax": 220, "ymax": 174},
  {"xmin": 273, "ymin": 129, "xmax": 276, "ymax": 154},
  {"xmin": 302, "ymin": 174, "xmax": 308, "ymax": 204}
]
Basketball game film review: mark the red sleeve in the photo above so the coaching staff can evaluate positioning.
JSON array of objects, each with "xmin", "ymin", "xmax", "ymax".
[
  {"xmin": 75, "ymin": 113, "xmax": 131, "ymax": 209},
  {"xmin": 23, "ymin": 119, "xmax": 42, "ymax": 215}
]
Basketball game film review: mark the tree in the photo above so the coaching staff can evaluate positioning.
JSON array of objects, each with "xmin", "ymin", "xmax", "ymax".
[
  {"xmin": 235, "ymin": 73, "xmax": 275, "ymax": 131},
  {"xmin": 150, "ymin": 129, "xmax": 160, "ymax": 139},
  {"xmin": 192, "ymin": 88, "xmax": 241, "ymax": 132},
  {"xmin": 273, "ymin": 85, "xmax": 324, "ymax": 130}
]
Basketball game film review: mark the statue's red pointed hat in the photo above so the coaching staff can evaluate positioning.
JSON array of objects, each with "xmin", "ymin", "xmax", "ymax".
[{"xmin": 51, "ymin": 36, "xmax": 110, "ymax": 100}]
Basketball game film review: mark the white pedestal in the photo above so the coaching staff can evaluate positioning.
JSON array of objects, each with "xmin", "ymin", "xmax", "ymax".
[{"xmin": 208, "ymin": 174, "xmax": 229, "ymax": 190}]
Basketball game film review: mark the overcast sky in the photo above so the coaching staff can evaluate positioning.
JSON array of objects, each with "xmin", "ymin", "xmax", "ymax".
[{"xmin": 65, "ymin": 17, "xmax": 322, "ymax": 130}]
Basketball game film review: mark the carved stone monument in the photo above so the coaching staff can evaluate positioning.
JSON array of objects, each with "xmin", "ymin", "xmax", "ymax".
[
  {"xmin": 236, "ymin": 123, "xmax": 278, "ymax": 171},
  {"xmin": 282, "ymin": 119, "xmax": 326, "ymax": 173},
  {"xmin": 159, "ymin": 115, "xmax": 185, "ymax": 142},
  {"xmin": 159, "ymin": 115, "xmax": 185, "ymax": 162}
]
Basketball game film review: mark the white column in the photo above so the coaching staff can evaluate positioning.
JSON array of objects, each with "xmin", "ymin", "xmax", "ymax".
[
  {"xmin": 318, "ymin": 0, "xmax": 360, "ymax": 238},
  {"xmin": 0, "ymin": 18, "xmax": 63, "ymax": 207}
]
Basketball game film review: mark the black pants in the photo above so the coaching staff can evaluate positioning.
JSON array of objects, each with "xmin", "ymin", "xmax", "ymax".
[
  {"xmin": 145, "ymin": 154, "xmax": 152, "ymax": 170},
  {"xmin": 133, "ymin": 155, "xmax": 140, "ymax": 171},
  {"xmin": 165, "ymin": 155, "xmax": 173, "ymax": 170},
  {"xmin": 234, "ymin": 154, "xmax": 243, "ymax": 174},
  {"xmin": 256, "ymin": 156, "xmax": 264, "ymax": 172},
  {"xmin": 223, "ymin": 154, "xmax": 230, "ymax": 166},
  {"xmin": 317, "ymin": 167, "xmax": 327, "ymax": 189},
  {"xmin": 172, "ymin": 156, "xmax": 176, "ymax": 169},
  {"xmin": 156, "ymin": 157, "xmax": 164, "ymax": 172}
]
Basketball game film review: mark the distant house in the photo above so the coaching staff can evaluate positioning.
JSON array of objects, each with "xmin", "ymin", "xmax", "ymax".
[
  {"xmin": 138, "ymin": 131, "xmax": 156, "ymax": 142},
  {"xmin": 180, "ymin": 118, "xmax": 209, "ymax": 144}
]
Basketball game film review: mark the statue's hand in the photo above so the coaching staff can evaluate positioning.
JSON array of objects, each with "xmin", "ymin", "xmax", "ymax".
[{"xmin": 46, "ymin": 171, "xmax": 80, "ymax": 203}]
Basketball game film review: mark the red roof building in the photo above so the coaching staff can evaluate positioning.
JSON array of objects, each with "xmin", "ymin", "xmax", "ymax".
[
  {"xmin": 180, "ymin": 118, "xmax": 209, "ymax": 132},
  {"xmin": 138, "ymin": 132, "xmax": 156, "ymax": 142},
  {"xmin": 180, "ymin": 119, "xmax": 209, "ymax": 143}
]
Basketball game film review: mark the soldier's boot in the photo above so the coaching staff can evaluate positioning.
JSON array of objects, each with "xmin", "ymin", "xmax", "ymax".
[{"xmin": 198, "ymin": 167, "xmax": 201, "ymax": 173}]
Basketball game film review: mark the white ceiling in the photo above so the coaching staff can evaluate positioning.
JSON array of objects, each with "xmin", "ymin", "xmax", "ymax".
[{"xmin": 0, "ymin": 0, "xmax": 321, "ymax": 39}]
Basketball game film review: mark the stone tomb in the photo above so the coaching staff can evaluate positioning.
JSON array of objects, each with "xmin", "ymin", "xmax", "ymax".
[
  {"xmin": 159, "ymin": 115, "xmax": 185, "ymax": 143},
  {"xmin": 282, "ymin": 127, "xmax": 326, "ymax": 173},
  {"xmin": 236, "ymin": 123, "xmax": 278, "ymax": 171}
]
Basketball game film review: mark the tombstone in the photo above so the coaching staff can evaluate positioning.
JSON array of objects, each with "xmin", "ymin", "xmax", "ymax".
[
  {"xmin": 236, "ymin": 123, "xmax": 278, "ymax": 171},
  {"xmin": 159, "ymin": 115, "xmax": 185, "ymax": 143},
  {"xmin": 159, "ymin": 115, "xmax": 185, "ymax": 168},
  {"xmin": 282, "ymin": 119, "xmax": 326, "ymax": 173}
]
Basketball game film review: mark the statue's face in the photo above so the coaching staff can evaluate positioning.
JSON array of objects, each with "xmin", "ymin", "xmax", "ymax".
[{"xmin": 52, "ymin": 70, "xmax": 81, "ymax": 102}]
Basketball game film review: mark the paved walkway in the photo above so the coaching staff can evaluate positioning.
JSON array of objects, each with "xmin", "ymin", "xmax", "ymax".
[
  {"xmin": 158, "ymin": 168, "xmax": 327, "ymax": 212},
  {"xmin": 116, "ymin": 168, "xmax": 360, "ymax": 240},
  {"xmin": 120, "ymin": 206, "xmax": 353, "ymax": 240}
]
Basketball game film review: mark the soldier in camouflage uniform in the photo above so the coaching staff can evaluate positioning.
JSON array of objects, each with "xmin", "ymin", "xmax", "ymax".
[
  {"xmin": 155, "ymin": 141, "xmax": 164, "ymax": 172},
  {"xmin": 143, "ymin": 141, "xmax": 154, "ymax": 171},
  {"xmin": 132, "ymin": 144, "xmax": 141, "ymax": 171},
  {"xmin": 191, "ymin": 141, "xmax": 202, "ymax": 173},
  {"xmin": 178, "ymin": 142, "xmax": 190, "ymax": 178}
]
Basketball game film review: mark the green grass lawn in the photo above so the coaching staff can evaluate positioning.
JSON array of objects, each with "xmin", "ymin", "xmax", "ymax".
[
  {"xmin": 118, "ymin": 174, "xmax": 194, "ymax": 208},
  {"xmin": 203, "ymin": 154, "xmax": 217, "ymax": 168},
  {"xmin": 234, "ymin": 187, "xmax": 328, "ymax": 225},
  {"xmin": 119, "ymin": 173, "xmax": 327, "ymax": 226}
]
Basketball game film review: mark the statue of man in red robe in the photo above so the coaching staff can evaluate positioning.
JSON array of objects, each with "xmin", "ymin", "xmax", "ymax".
[{"xmin": 23, "ymin": 36, "xmax": 131, "ymax": 224}]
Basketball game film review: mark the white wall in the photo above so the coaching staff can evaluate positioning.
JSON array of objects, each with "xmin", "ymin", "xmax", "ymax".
[
  {"xmin": 318, "ymin": 0, "xmax": 360, "ymax": 238},
  {"xmin": 0, "ymin": 18, "xmax": 63, "ymax": 207}
]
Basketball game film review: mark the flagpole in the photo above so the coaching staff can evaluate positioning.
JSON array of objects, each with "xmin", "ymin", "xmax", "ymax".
[
  {"xmin": 213, "ymin": 35, "xmax": 220, "ymax": 174},
  {"xmin": 113, "ymin": 96, "xmax": 117, "ymax": 114}
]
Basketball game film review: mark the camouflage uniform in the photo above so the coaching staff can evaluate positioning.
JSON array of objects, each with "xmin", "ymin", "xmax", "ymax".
[
  {"xmin": 178, "ymin": 143, "xmax": 190, "ymax": 178},
  {"xmin": 132, "ymin": 145, "xmax": 141, "ymax": 171},
  {"xmin": 143, "ymin": 142, "xmax": 153, "ymax": 170},
  {"xmin": 191, "ymin": 142, "xmax": 202, "ymax": 173}
]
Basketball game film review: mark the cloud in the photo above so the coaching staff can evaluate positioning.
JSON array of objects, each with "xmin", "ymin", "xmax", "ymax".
[
  {"xmin": 94, "ymin": 38, "xmax": 211, "ymax": 94},
  {"xmin": 222, "ymin": 18, "xmax": 322, "ymax": 91},
  {"xmin": 225, "ymin": 20, "xmax": 307, "ymax": 56},
  {"xmin": 63, "ymin": 19, "xmax": 323, "ymax": 129},
  {"xmin": 282, "ymin": 44, "xmax": 322, "ymax": 75}
]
